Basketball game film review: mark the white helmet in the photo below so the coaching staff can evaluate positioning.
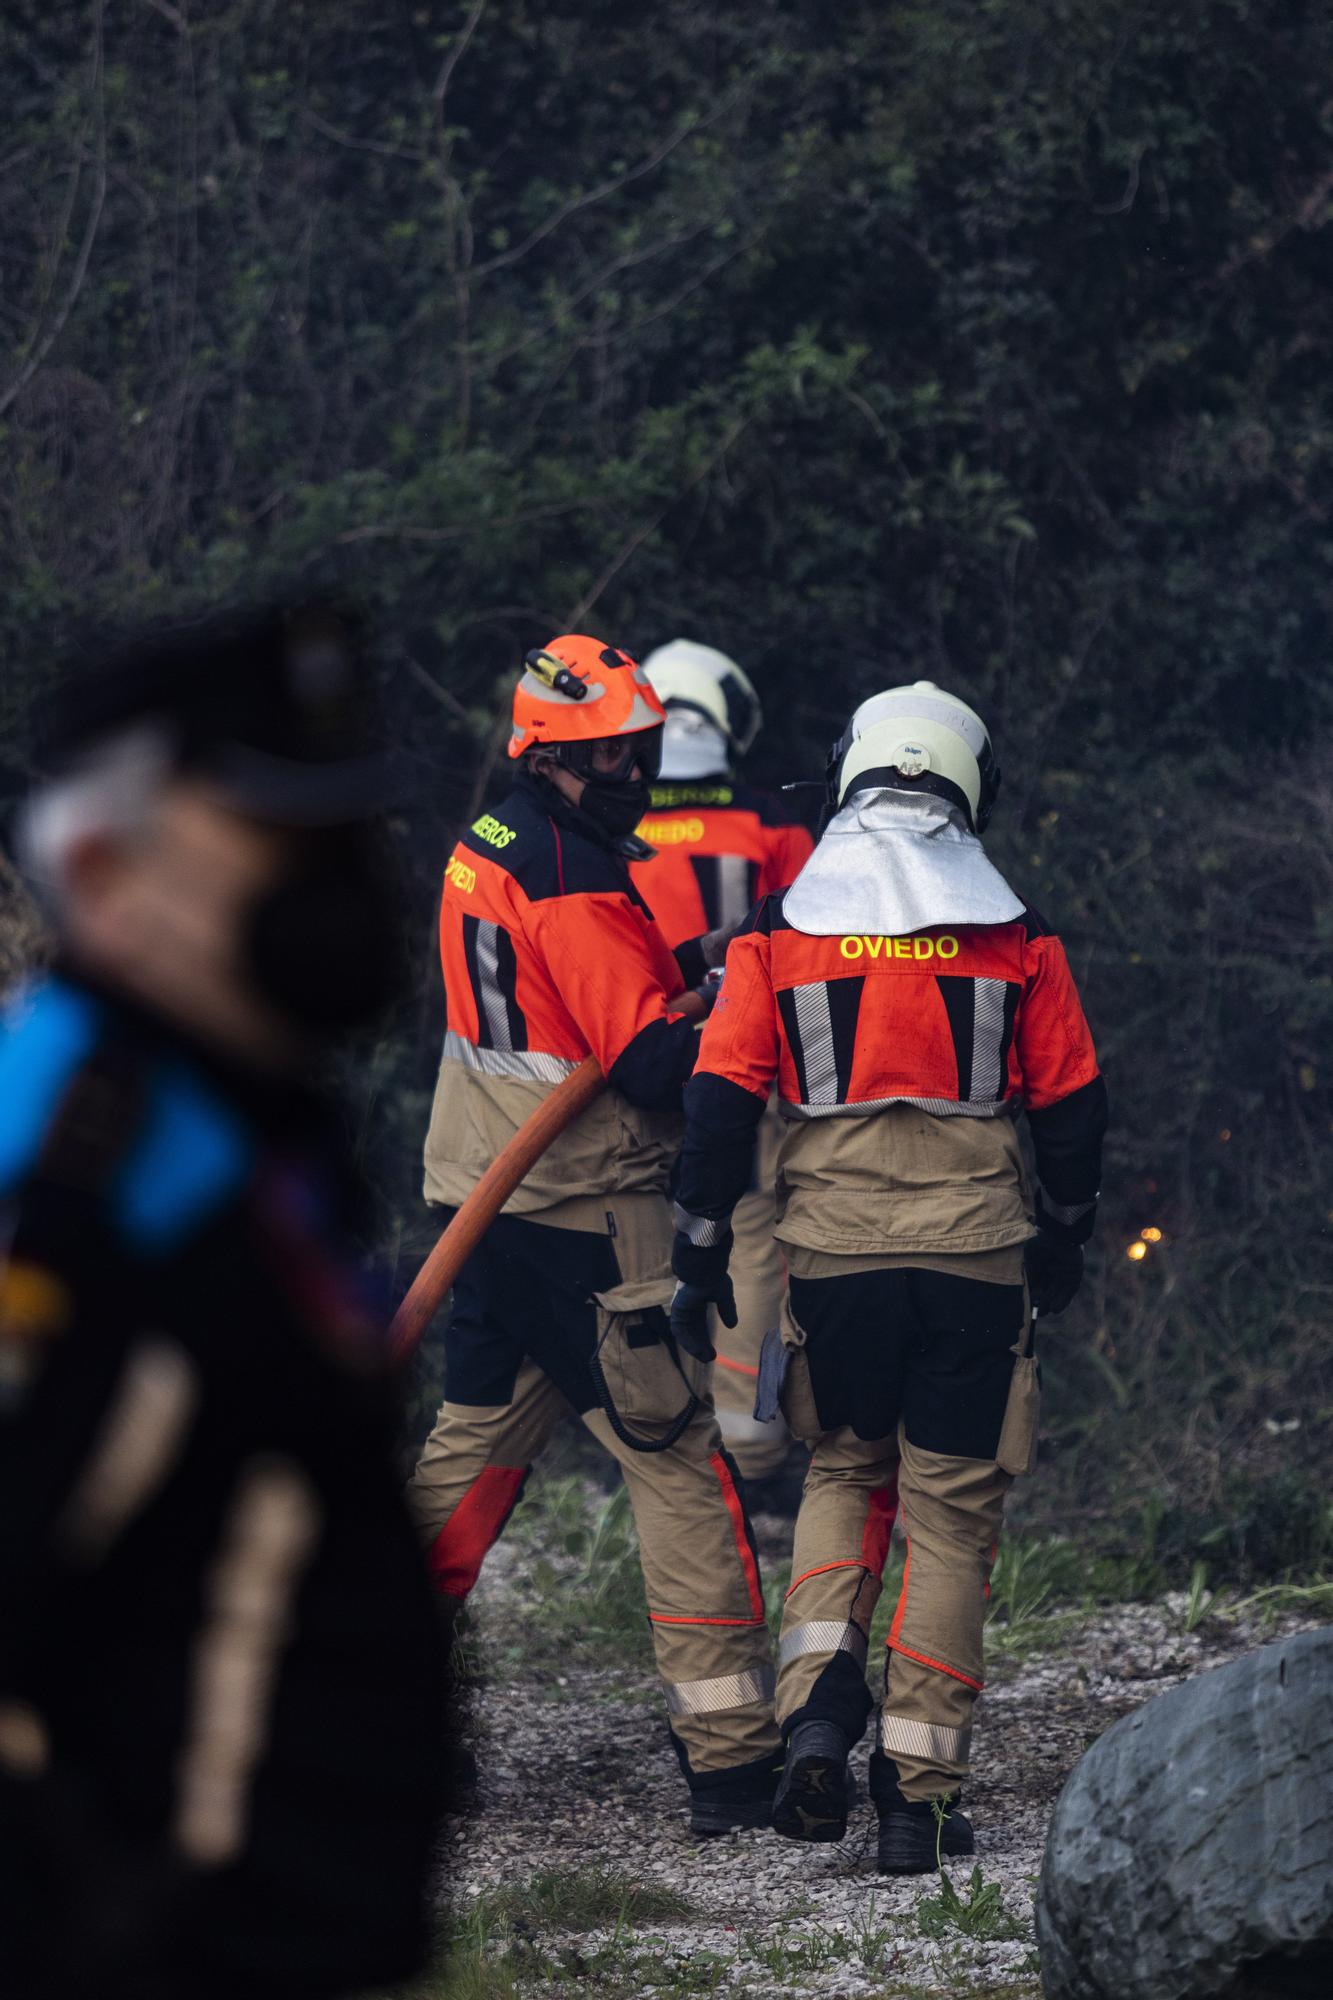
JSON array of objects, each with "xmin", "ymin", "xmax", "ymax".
[
  {"xmin": 641, "ymin": 639, "xmax": 761, "ymax": 780},
  {"xmin": 828, "ymin": 680, "xmax": 1000, "ymax": 834}
]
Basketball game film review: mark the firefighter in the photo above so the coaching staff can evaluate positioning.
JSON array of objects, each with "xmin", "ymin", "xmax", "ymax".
[
  {"xmin": 670, "ymin": 680, "xmax": 1107, "ymax": 1872},
  {"xmin": 0, "ymin": 609, "xmax": 445, "ymax": 1998},
  {"xmin": 628, "ymin": 640, "xmax": 814, "ymax": 1492},
  {"xmin": 407, "ymin": 634, "xmax": 781, "ymax": 1836}
]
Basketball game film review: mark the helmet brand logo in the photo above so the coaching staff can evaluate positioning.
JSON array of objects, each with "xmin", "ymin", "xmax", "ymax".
[{"xmin": 839, "ymin": 934, "xmax": 959, "ymax": 961}]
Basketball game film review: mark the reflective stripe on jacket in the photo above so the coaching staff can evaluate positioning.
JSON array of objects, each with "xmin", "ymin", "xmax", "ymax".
[
  {"xmin": 699, "ymin": 897, "xmax": 1097, "ymax": 1119},
  {"xmin": 675, "ymin": 894, "xmax": 1106, "ymax": 1259}
]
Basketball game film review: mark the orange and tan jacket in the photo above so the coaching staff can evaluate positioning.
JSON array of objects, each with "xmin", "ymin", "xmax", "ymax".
[
  {"xmin": 629, "ymin": 780, "xmax": 815, "ymax": 949},
  {"xmin": 673, "ymin": 896, "xmax": 1107, "ymax": 1260},
  {"xmin": 423, "ymin": 775, "xmax": 701, "ymax": 1216}
]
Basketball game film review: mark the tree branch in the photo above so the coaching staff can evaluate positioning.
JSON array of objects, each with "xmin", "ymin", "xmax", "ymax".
[
  {"xmin": 302, "ymin": 105, "xmax": 428, "ymax": 164},
  {"xmin": 470, "ymin": 106, "xmax": 713, "ymax": 281},
  {"xmin": 0, "ymin": 4, "xmax": 107, "ymax": 420},
  {"xmin": 432, "ymin": 0, "xmax": 488, "ymax": 116}
]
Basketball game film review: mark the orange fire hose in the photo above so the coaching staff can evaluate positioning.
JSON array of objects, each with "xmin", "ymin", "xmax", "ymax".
[{"xmin": 390, "ymin": 988, "xmax": 708, "ymax": 1362}]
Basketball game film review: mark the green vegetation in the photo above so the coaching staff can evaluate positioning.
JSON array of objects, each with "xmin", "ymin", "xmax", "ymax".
[
  {"xmin": 369, "ymin": 1866, "xmax": 1040, "ymax": 1998},
  {"xmin": 3, "ymin": 4, "xmax": 1330, "ymax": 1552},
  {"xmin": 917, "ymin": 1867, "xmax": 1032, "ymax": 1946},
  {"xmin": 491, "ymin": 1470, "xmax": 1333, "ymax": 1687},
  {"xmin": 500, "ymin": 1475, "xmax": 655, "ymax": 1672}
]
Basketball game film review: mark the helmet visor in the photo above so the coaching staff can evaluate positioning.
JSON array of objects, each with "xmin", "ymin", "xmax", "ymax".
[{"xmin": 561, "ymin": 726, "xmax": 663, "ymax": 785}]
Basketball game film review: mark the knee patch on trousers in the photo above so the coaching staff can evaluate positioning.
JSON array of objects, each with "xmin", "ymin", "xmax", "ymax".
[{"xmin": 427, "ymin": 1463, "xmax": 529, "ymax": 1598}]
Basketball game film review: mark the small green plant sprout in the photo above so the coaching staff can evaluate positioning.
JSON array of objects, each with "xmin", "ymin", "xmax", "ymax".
[
  {"xmin": 1179, "ymin": 1559, "xmax": 1216, "ymax": 1634},
  {"xmin": 917, "ymin": 1860, "xmax": 1032, "ymax": 1944}
]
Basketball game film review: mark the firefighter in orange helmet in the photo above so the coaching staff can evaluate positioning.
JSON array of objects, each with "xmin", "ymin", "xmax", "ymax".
[
  {"xmin": 670, "ymin": 682, "xmax": 1108, "ymax": 1871},
  {"xmin": 629, "ymin": 641, "xmax": 814, "ymax": 1494},
  {"xmin": 407, "ymin": 635, "xmax": 781, "ymax": 1835}
]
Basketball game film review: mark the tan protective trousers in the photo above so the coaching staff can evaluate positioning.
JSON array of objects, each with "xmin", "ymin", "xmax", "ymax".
[
  {"xmin": 407, "ymin": 1194, "xmax": 780, "ymax": 1781},
  {"xmin": 709, "ymin": 1100, "xmax": 791, "ymax": 1481},
  {"xmin": 775, "ymin": 1280, "xmax": 1032, "ymax": 1801}
]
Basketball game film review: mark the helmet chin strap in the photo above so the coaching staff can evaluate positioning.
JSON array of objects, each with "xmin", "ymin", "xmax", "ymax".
[{"xmin": 525, "ymin": 751, "xmax": 650, "ymax": 845}]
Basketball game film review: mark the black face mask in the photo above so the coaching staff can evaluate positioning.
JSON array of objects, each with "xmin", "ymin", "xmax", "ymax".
[
  {"xmin": 243, "ymin": 835, "xmax": 408, "ymax": 1037},
  {"xmin": 576, "ymin": 773, "xmax": 652, "ymax": 841}
]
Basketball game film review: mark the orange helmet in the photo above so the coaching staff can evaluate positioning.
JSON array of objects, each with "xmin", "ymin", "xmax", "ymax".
[{"xmin": 508, "ymin": 634, "xmax": 666, "ymax": 778}]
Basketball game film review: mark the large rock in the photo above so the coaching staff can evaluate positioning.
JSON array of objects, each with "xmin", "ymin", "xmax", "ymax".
[{"xmin": 1037, "ymin": 1627, "xmax": 1333, "ymax": 1998}]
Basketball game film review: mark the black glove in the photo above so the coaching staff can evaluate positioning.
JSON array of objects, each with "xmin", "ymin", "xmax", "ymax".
[
  {"xmin": 669, "ymin": 1274, "xmax": 737, "ymax": 1365},
  {"xmin": 1025, "ymin": 1231, "xmax": 1084, "ymax": 1316}
]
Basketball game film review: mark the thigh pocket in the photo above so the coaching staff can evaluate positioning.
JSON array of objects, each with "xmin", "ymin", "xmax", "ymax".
[
  {"xmin": 774, "ymin": 1292, "xmax": 823, "ymax": 1441},
  {"xmin": 592, "ymin": 1278, "xmax": 704, "ymax": 1427}
]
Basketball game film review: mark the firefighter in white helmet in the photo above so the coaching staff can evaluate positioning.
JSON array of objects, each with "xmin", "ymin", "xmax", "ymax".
[
  {"xmin": 629, "ymin": 640, "xmax": 814, "ymax": 1495},
  {"xmin": 671, "ymin": 679, "xmax": 1108, "ymax": 1871}
]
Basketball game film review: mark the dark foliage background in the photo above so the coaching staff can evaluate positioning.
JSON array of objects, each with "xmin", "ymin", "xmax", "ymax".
[{"xmin": 2, "ymin": 0, "xmax": 1330, "ymax": 1574}]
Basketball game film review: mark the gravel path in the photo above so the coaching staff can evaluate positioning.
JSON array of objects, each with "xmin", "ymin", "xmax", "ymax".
[{"xmin": 439, "ymin": 1515, "xmax": 1318, "ymax": 1997}]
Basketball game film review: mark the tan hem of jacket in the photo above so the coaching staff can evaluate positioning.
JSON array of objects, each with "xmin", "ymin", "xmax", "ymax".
[
  {"xmin": 773, "ymin": 1099, "xmax": 1034, "ymax": 1261},
  {"xmin": 782, "ymin": 1241, "xmax": 1026, "ymax": 1283}
]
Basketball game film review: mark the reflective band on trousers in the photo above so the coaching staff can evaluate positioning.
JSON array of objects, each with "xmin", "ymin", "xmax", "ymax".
[
  {"xmin": 663, "ymin": 1665, "xmax": 775, "ymax": 1718},
  {"xmin": 879, "ymin": 1713, "xmax": 971, "ymax": 1766},
  {"xmin": 779, "ymin": 1619, "xmax": 869, "ymax": 1669}
]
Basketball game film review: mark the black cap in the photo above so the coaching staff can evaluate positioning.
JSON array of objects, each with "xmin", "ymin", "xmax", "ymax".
[{"xmin": 35, "ymin": 603, "xmax": 398, "ymax": 824}]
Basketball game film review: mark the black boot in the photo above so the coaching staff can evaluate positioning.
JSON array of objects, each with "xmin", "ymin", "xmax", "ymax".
[
  {"xmin": 876, "ymin": 1789, "xmax": 974, "ymax": 1875},
  {"xmin": 771, "ymin": 1720, "xmax": 851, "ymax": 1843},
  {"xmin": 688, "ymin": 1754, "xmax": 779, "ymax": 1837}
]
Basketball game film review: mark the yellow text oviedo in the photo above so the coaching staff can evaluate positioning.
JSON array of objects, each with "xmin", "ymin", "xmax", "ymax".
[{"xmin": 838, "ymin": 934, "xmax": 959, "ymax": 960}]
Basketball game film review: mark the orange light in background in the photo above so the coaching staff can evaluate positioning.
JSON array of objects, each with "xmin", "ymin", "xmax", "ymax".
[
  {"xmin": 1126, "ymin": 1241, "xmax": 1148, "ymax": 1262},
  {"xmin": 1219, "ymin": 1128, "xmax": 1231, "ymax": 1143},
  {"xmin": 1141, "ymin": 1226, "xmax": 1163, "ymax": 1243}
]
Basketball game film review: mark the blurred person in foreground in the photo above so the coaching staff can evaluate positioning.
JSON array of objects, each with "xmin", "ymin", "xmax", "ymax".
[
  {"xmin": 628, "ymin": 641, "xmax": 813, "ymax": 1503},
  {"xmin": 0, "ymin": 608, "xmax": 445, "ymax": 1999}
]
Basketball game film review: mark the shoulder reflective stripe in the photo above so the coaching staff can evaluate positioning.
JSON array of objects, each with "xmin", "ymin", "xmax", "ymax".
[
  {"xmin": 475, "ymin": 920, "xmax": 514, "ymax": 1053},
  {"xmin": 472, "ymin": 916, "xmax": 524, "ymax": 1056},
  {"xmin": 0, "ymin": 981, "xmax": 101, "ymax": 1192},
  {"xmin": 780, "ymin": 1094, "xmax": 1017, "ymax": 1121},
  {"xmin": 792, "ymin": 982, "xmax": 839, "ymax": 1106},
  {"xmin": 113, "ymin": 1067, "xmax": 252, "ymax": 1252},
  {"xmin": 779, "ymin": 1619, "xmax": 869, "ymax": 1669},
  {"xmin": 971, "ymin": 978, "xmax": 1009, "ymax": 1101},
  {"xmin": 879, "ymin": 1714, "xmax": 971, "ymax": 1765},
  {"xmin": 662, "ymin": 1665, "xmax": 775, "ymax": 1717},
  {"xmin": 441, "ymin": 1029, "xmax": 577, "ymax": 1085},
  {"xmin": 717, "ymin": 853, "xmax": 751, "ymax": 928}
]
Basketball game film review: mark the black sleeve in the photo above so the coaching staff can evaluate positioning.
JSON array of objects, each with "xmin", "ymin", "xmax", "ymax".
[
  {"xmin": 1027, "ymin": 1074, "xmax": 1109, "ymax": 1243},
  {"xmin": 673, "ymin": 936, "xmax": 708, "ymax": 992},
  {"xmin": 670, "ymin": 1072, "xmax": 767, "ymax": 1285},
  {"xmin": 606, "ymin": 1015, "xmax": 700, "ymax": 1114},
  {"xmin": 675, "ymin": 1071, "xmax": 767, "ymax": 1222}
]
